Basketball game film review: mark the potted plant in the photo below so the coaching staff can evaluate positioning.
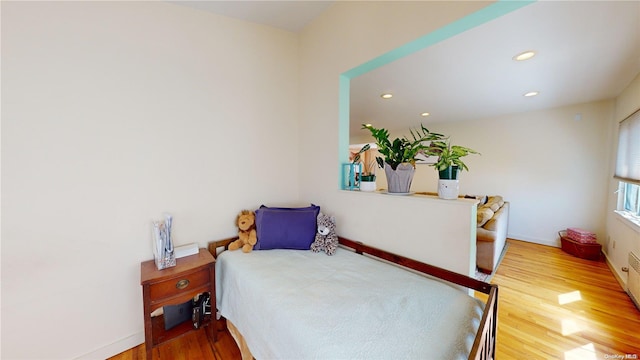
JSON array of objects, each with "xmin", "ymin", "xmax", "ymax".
[
  {"xmin": 362, "ymin": 124, "xmax": 444, "ymax": 193},
  {"xmin": 351, "ymin": 143, "xmax": 377, "ymax": 191},
  {"xmin": 425, "ymin": 139, "xmax": 479, "ymax": 199},
  {"xmin": 359, "ymin": 146, "xmax": 378, "ymax": 192}
]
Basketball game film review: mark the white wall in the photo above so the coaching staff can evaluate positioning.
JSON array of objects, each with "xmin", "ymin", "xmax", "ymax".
[
  {"xmin": 298, "ymin": 2, "xmax": 492, "ymax": 273},
  {"xmin": 416, "ymin": 100, "xmax": 615, "ymax": 246},
  {"xmin": 605, "ymin": 73, "xmax": 640, "ymax": 286},
  {"xmin": 1, "ymin": 2, "xmax": 299, "ymax": 358}
]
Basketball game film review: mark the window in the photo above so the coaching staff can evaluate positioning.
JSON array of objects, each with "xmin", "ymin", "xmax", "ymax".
[
  {"xmin": 623, "ymin": 182, "xmax": 640, "ymax": 216},
  {"xmin": 615, "ymin": 109, "xmax": 640, "ymax": 226},
  {"xmin": 614, "ymin": 108, "xmax": 640, "ymax": 185}
]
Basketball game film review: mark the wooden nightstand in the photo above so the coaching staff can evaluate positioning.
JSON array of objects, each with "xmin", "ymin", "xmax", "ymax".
[{"xmin": 140, "ymin": 249, "xmax": 215, "ymax": 360}]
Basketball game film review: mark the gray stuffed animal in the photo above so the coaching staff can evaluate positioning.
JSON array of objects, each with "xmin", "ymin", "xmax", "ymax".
[{"xmin": 310, "ymin": 212, "xmax": 338, "ymax": 255}]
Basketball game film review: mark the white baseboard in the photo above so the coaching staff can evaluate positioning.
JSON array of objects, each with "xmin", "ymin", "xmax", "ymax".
[
  {"xmin": 74, "ymin": 332, "xmax": 144, "ymax": 360},
  {"xmin": 508, "ymin": 233, "xmax": 560, "ymax": 248},
  {"xmin": 602, "ymin": 251, "xmax": 627, "ymax": 290}
]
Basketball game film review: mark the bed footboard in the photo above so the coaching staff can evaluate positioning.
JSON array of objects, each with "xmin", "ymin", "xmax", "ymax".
[{"xmin": 470, "ymin": 285, "xmax": 498, "ymax": 360}]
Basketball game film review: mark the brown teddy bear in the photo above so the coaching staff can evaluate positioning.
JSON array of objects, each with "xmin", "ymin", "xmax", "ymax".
[{"xmin": 229, "ymin": 210, "xmax": 257, "ymax": 253}]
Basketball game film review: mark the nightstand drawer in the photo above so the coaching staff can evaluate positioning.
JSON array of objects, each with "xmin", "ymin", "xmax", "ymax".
[{"xmin": 149, "ymin": 268, "xmax": 210, "ymax": 300}]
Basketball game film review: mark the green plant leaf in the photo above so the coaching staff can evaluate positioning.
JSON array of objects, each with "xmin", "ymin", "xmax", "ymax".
[{"xmin": 362, "ymin": 123, "xmax": 455, "ymax": 171}]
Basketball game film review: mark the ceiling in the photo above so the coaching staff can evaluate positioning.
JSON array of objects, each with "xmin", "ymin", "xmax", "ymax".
[
  {"xmin": 350, "ymin": 1, "xmax": 640, "ymax": 136},
  {"xmin": 171, "ymin": 1, "xmax": 333, "ymax": 32}
]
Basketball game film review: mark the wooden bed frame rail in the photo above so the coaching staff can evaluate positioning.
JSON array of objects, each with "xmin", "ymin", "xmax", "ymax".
[
  {"xmin": 207, "ymin": 236, "xmax": 498, "ymax": 360},
  {"xmin": 208, "ymin": 237, "xmax": 237, "ymax": 259}
]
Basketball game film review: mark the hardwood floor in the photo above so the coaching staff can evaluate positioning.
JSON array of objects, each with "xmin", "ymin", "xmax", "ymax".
[
  {"xmin": 487, "ymin": 239, "xmax": 640, "ymax": 359},
  {"xmin": 110, "ymin": 239, "xmax": 640, "ymax": 359},
  {"xmin": 107, "ymin": 325, "xmax": 241, "ymax": 360}
]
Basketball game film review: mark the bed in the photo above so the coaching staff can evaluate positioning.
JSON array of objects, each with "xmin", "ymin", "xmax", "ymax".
[{"xmin": 208, "ymin": 236, "xmax": 498, "ymax": 360}]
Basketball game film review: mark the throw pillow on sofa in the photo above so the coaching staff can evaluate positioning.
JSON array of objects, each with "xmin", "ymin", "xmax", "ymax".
[
  {"xmin": 477, "ymin": 206, "xmax": 494, "ymax": 227},
  {"xmin": 486, "ymin": 196, "xmax": 504, "ymax": 211},
  {"xmin": 483, "ymin": 205, "xmax": 506, "ymax": 232}
]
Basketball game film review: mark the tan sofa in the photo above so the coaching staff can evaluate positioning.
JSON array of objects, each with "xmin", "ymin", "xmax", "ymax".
[{"xmin": 476, "ymin": 196, "xmax": 509, "ymax": 273}]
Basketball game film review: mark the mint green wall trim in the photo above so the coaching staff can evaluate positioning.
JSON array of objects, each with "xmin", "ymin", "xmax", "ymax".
[
  {"xmin": 338, "ymin": 74, "xmax": 352, "ymax": 188},
  {"xmin": 338, "ymin": 0, "xmax": 535, "ymax": 188}
]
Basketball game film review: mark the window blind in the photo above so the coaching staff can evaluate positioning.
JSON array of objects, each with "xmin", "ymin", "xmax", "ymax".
[{"xmin": 615, "ymin": 108, "xmax": 640, "ymax": 185}]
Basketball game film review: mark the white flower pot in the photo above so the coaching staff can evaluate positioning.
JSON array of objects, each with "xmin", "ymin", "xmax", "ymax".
[
  {"xmin": 438, "ymin": 179, "xmax": 459, "ymax": 199},
  {"xmin": 360, "ymin": 181, "xmax": 377, "ymax": 192}
]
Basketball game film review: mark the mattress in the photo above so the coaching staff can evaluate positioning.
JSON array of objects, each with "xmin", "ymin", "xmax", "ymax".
[{"xmin": 216, "ymin": 247, "xmax": 485, "ymax": 360}]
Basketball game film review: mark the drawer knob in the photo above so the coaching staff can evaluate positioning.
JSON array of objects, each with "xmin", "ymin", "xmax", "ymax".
[{"xmin": 176, "ymin": 279, "xmax": 190, "ymax": 290}]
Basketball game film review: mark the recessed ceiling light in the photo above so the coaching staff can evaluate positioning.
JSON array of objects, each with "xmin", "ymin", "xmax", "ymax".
[
  {"xmin": 380, "ymin": 93, "xmax": 393, "ymax": 99},
  {"xmin": 523, "ymin": 91, "xmax": 539, "ymax": 97},
  {"xmin": 513, "ymin": 51, "xmax": 536, "ymax": 61},
  {"xmin": 420, "ymin": 112, "xmax": 430, "ymax": 117}
]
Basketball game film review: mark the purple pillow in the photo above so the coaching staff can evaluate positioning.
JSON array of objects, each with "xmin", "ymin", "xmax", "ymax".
[{"xmin": 254, "ymin": 204, "xmax": 320, "ymax": 250}]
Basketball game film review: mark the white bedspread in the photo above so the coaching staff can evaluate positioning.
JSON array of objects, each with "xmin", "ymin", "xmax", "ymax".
[{"xmin": 216, "ymin": 248, "xmax": 485, "ymax": 360}]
